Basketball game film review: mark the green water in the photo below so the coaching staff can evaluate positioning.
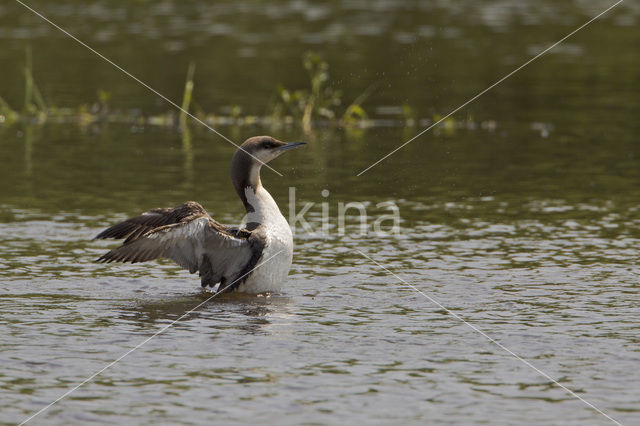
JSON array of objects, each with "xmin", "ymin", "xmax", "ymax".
[{"xmin": 1, "ymin": 1, "xmax": 639, "ymax": 425}]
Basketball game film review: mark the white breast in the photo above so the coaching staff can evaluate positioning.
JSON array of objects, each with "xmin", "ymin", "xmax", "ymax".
[{"xmin": 237, "ymin": 186, "xmax": 293, "ymax": 293}]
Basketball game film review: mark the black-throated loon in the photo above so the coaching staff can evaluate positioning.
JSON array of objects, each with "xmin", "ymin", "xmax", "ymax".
[{"xmin": 95, "ymin": 136, "xmax": 305, "ymax": 293}]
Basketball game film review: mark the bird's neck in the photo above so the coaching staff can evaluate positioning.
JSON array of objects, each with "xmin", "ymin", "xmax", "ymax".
[
  {"xmin": 232, "ymin": 157, "xmax": 261, "ymax": 211},
  {"xmin": 243, "ymin": 183, "xmax": 284, "ymax": 228},
  {"xmin": 231, "ymin": 155, "xmax": 286, "ymax": 228}
]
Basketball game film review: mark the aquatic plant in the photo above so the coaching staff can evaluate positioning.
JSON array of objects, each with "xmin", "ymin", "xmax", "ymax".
[
  {"xmin": 0, "ymin": 95, "xmax": 18, "ymax": 124},
  {"xmin": 23, "ymin": 46, "xmax": 47, "ymax": 120},
  {"xmin": 0, "ymin": 47, "xmax": 45, "ymax": 124},
  {"xmin": 0, "ymin": 49, "xmax": 375, "ymax": 130},
  {"xmin": 0, "ymin": 49, "xmax": 504, "ymax": 134},
  {"xmin": 179, "ymin": 62, "xmax": 195, "ymax": 131},
  {"xmin": 272, "ymin": 52, "xmax": 373, "ymax": 131},
  {"xmin": 342, "ymin": 83, "xmax": 379, "ymax": 126}
]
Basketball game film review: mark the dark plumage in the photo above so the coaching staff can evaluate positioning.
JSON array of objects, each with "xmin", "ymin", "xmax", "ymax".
[{"xmin": 95, "ymin": 201, "xmax": 209, "ymax": 244}]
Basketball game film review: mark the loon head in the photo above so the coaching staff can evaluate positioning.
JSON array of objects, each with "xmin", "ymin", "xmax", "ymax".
[{"xmin": 231, "ymin": 136, "xmax": 306, "ymax": 207}]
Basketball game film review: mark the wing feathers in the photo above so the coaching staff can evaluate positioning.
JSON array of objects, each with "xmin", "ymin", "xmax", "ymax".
[
  {"xmin": 95, "ymin": 202, "xmax": 209, "ymax": 243},
  {"xmin": 96, "ymin": 204, "xmax": 259, "ymax": 288}
]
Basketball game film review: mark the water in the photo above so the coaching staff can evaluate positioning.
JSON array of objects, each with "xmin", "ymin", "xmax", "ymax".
[{"xmin": 1, "ymin": 1, "xmax": 639, "ymax": 425}]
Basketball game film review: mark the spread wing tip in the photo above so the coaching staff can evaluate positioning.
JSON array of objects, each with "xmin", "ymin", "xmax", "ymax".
[
  {"xmin": 94, "ymin": 223, "xmax": 142, "ymax": 241},
  {"xmin": 94, "ymin": 202, "xmax": 209, "ymax": 242},
  {"xmin": 96, "ymin": 245, "xmax": 165, "ymax": 264},
  {"xmin": 96, "ymin": 252, "xmax": 119, "ymax": 263}
]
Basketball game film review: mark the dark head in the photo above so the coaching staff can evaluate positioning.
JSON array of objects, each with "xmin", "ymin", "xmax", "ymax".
[{"xmin": 231, "ymin": 136, "xmax": 305, "ymax": 208}]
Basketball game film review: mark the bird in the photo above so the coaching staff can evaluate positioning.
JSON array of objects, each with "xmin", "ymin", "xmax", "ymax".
[{"xmin": 95, "ymin": 136, "xmax": 305, "ymax": 294}]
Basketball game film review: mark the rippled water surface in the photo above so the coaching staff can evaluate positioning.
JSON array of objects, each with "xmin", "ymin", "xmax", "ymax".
[{"xmin": 1, "ymin": 1, "xmax": 639, "ymax": 425}]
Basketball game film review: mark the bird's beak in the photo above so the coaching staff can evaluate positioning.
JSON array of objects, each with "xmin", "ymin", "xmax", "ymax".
[{"xmin": 278, "ymin": 142, "xmax": 307, "ymax": 151}]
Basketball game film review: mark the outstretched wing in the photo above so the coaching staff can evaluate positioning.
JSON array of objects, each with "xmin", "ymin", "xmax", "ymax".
[
  {"xmin": 95, "ymin": 201, "xmax": 209, "ymax": 243},
  {"xmin": 96, "ymin": 202, "xmax": 262, "ymax": 289}
]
